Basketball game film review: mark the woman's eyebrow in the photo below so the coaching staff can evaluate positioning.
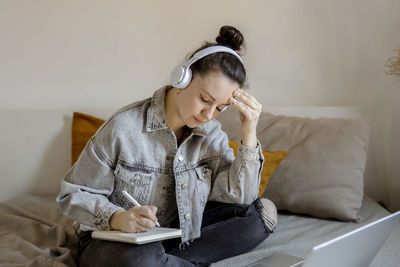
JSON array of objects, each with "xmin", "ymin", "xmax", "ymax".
[{"xmin": 201, "ymin": 89, "xmax": 230, "ymax": 105}]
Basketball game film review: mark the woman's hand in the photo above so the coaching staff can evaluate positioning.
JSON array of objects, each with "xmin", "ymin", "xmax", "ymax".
[
  {"xmin": 109, "ymin": 206, "xmax": 158, "ymax": 233},
  {"xmin": 230, "ymin": 88, "xmax": 262, "ymax": 147}
]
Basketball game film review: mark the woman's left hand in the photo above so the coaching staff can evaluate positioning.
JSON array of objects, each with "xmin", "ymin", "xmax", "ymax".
[{"xmin": 230, "ymin": 88, "xmax": 262, "ymax": 148}]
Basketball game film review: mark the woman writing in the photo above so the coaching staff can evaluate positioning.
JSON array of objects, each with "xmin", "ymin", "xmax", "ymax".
[{"xmin": 57, "ymin": 25, "xmax": 277, "ymax": 266}]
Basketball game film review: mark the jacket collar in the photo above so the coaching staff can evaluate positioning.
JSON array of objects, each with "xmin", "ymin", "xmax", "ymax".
[{"xmin": 146, "ymin": 86, "xmax": 208, "ymax": 137}]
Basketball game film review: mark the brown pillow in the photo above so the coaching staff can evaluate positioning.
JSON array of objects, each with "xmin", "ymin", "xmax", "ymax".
[
  {"xmin": 217, "ymin": 109, "xmax": 370, "ymax": 222},
  {"xmin": 71, "ymin": 112, "xmax": 105, "ymax": 165}
]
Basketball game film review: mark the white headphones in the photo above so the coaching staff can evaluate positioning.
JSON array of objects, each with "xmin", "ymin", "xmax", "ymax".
[{"xmin": 170, "ymin": 45, "xmax": 244, "ymax": 89}]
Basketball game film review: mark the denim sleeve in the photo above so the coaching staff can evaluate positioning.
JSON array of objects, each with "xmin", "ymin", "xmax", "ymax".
[
  {"xmin": 56, "ymin": 137, "xmax": 123, "ymax": 231},
  {"xmin": 208, "ymin": 126, "xmax": 264, "ymax": 205}
]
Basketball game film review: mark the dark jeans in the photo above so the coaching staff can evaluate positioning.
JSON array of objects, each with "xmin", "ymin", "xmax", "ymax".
[{"xmin": 77, "ymin": 199, "xmax": 271, "ymax": 267}]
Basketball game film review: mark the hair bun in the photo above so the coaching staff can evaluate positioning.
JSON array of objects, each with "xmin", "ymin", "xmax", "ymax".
[{"xmin": 215, "ymin": 25, "xmax": 244, "ymax": 52}]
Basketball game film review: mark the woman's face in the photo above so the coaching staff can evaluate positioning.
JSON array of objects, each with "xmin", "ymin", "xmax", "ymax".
[{"xmin": 176, "ymin": 71, "xmax": 239, "ymax": 128}]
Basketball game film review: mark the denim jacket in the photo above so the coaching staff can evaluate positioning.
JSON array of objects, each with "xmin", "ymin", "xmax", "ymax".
[{"xmin": 57, "ymin": 86, "xmax": 264, "ymax": 242}]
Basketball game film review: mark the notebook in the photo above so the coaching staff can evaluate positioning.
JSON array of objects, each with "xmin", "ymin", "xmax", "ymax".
[
  {"xmin": 249, "ymin": 210, "xmax": 400, "ymax": 267},
  {"xmin": 91, "ymin": 227, "xmax": 182, "ymax": 245}
]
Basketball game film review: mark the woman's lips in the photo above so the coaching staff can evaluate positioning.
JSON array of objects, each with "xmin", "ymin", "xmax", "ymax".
[{"xmin": 194, "ymin": 116, "xmax": 205, "ymax": 124}]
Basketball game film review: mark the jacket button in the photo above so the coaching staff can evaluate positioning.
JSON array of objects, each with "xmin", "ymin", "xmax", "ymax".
[
  {"xmin": 181, "ymin": 183, "xmax": 188, "ymax": 190},
  {"xmin": 178, "ymin": 155, "xmax": 183, "ymax": 161},
  {"xmin": 184, "ymin": 213, "xmax": 190, "ymax": 220}
]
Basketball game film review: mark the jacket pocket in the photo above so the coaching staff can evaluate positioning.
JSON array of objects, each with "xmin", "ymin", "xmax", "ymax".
[
  {"xmin": 113, "ymin": 163, "xmax": 153, "ymax": 208},
  {"xmin": 194, "ymin": 166, "xmax": 212, "ymax": 207}
]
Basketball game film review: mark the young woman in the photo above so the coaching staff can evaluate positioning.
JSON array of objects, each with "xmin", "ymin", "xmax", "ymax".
[{"xmin": 57, "ymin": 25, "xmax": 277, "ymax": 267}]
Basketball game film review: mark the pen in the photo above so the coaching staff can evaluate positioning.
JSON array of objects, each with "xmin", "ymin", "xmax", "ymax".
[{"xmin": 122, "ymin": 190, "xmax": 161, "ymax": 227}]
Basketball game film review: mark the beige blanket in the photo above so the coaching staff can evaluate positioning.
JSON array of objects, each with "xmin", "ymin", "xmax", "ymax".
[{"xmin": 0, "ymin": 194, "xmax": 77, "ymax": 267}]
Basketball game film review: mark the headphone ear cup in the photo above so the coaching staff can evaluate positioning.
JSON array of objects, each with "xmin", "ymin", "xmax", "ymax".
[
  {"xmin": 179, "ymin": 67, "xmax": 192, "ymax": 89},
  {"xmin": 170, "ymin": 65, "xmax": 185, "ymax": 88},
  {"xmin": 170, "ymin": 64, "xmax": 192, "ymax": 89}
]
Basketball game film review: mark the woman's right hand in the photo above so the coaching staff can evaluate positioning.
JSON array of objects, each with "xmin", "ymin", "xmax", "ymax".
[{"xmin": 109, "ymin": 206, "xmax": 158, "ymax": 233}]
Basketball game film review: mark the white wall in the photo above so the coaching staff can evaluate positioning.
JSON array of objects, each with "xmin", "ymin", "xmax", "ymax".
[{"xmin": 0, "ymin": 0, "xmax": 399, "ymax": 209}]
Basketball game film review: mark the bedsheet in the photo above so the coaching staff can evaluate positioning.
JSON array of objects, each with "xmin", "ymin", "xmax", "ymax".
[
  {"xmin": 0, "ymin": 194, "xmax": 398, "ymax": 267},
  {"xmin": 213, "ymin": 195, "xmax": 400, "ymax": 267}
]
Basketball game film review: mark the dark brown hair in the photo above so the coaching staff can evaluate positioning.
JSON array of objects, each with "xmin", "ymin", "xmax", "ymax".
[{"xmin": 188, "ymin": 25, "xmax": 247, "ymax": 87}]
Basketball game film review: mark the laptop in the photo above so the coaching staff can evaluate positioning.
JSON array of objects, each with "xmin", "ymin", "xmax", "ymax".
[{"xmin": 250, "ymin": 210, "xmax": 400, "ymax": 267}]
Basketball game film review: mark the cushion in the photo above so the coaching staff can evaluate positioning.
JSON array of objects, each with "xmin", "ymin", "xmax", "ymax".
[
  {"xmin": 217, "ymin": 109, "xmax": 370, "ymax": 221},
  {"xmin": 228, "ymin": 140, "xmax": 287, "ymax": 197},
  {"xmin": 71, "ymin": 112, "xmax": 105, "ymax": 165},
  {"xmin": 71, "ymin": 112, "xmax": 286, "ymax": 197}
]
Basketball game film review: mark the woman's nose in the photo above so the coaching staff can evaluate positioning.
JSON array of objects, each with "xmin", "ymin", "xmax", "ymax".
[{"xmin": 202, "ymin": 107, "xmax": 214, "ymax": 121}]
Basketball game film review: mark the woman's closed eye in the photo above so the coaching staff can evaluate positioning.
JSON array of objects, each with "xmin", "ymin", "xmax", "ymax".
[
  {"xmin": 200, "ymin": 94, "xmax": 228, "ymax": 112},
  {"xmin": 200, "ymin": 95, "xmax": 210, "ymax": 103}
]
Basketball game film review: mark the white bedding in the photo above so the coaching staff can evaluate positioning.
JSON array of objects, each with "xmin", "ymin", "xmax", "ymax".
[{"xmin": 214, "ymin": 195, "xmax": 399, "ymax": 267}]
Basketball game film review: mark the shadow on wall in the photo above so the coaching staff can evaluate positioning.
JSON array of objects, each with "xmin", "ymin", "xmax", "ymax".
[{"xmin": 29, "ymin": 114, "xmax": 72, "ymax": 197}]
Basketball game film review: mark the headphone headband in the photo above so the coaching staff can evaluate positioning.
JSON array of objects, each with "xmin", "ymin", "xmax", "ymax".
[
  {"xmin": 185, "ymin": 45, "xmax": 244, "ymax": 67},
  {"xmin": 170, "ymin": 45, "xmax": 244, "ymax": 89}
]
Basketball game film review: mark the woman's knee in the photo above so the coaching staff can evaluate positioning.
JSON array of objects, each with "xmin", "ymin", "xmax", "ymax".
[{"xmin": 254, "ymin": 198, "xmax": 278, "ymax": 233}]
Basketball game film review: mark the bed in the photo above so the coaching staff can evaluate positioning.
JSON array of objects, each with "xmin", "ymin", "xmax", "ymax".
[
  {"xmin": 1, "ymin": 194, "xmax": 398, "ymax": 266},
  {"xmin": 0, "ymin": 107, "xmax": 399, "ymax": 266}
]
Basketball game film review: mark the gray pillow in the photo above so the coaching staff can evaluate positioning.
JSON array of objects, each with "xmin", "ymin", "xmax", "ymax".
[{"xmin": 217, "ymin": 109, "xmax": 370, "ymax": 221}]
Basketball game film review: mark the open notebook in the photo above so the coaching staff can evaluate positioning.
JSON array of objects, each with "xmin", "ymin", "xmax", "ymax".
[{"xmin": 92, "ymin": 227, "xmax": 182, "ymax": 245}]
